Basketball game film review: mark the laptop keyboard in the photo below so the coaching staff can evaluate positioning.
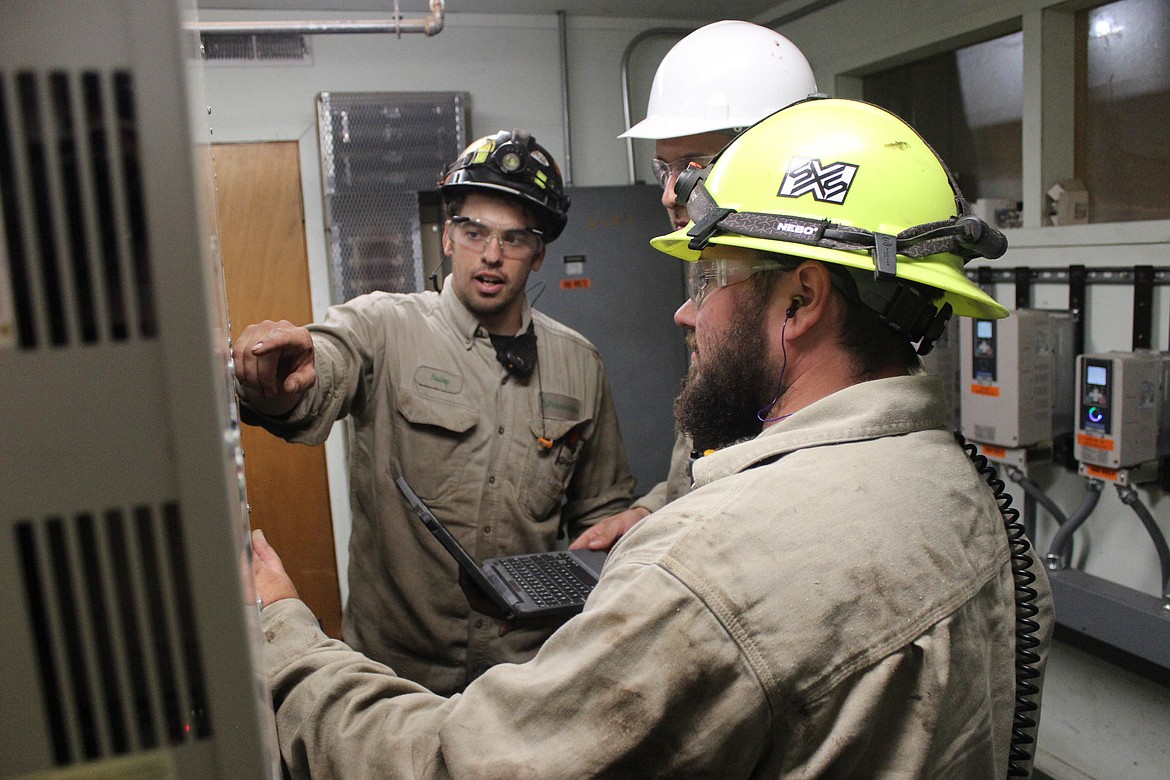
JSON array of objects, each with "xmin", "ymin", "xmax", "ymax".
[{"xmin": 498, "ymin": 553, "xmax": 594, "ymax": 607}]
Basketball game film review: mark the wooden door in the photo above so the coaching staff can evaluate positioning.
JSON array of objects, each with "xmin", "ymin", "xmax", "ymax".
[{"xmin": 213, "ymin": 141, "xmax": 342, "ymax": 638}]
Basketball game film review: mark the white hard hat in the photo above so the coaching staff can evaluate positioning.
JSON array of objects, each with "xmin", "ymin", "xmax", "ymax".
[{"xmin": 620, "ymin": 20, "xmax": 818, "ymax": 140}]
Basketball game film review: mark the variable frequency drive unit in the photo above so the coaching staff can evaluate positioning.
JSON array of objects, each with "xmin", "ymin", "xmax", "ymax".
[
  {"xmin": 960, "ymin": 309, "xmax": 1076, "ymax": 448},
  {"xmin": 1075, "ymin": 351, "xmax": 1170, "ymax": 469}
]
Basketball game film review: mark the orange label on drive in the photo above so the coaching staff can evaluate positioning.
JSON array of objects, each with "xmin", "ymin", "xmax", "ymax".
[
  {"xmin": 560, "ymin": 278, "xmax": 591, "ymax": 290},
  {"xmin": 981, "ymin": 445, "xmax": 1007, "ymax": 459},
  {"xmin": 970, "ymin": 384, "xmax": 999, "ymax": 397},
  {"xmin": 1077, "ymin": 433, "xmax": 1114, "ymax": 451},
  {"xmin": 1083, "ymin": 464, "xmax": 1120, "ymax": 481}
]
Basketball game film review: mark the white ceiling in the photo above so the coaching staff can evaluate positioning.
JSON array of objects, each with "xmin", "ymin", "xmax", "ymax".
[{"xmin": 194, "ymin": 0, "xmax": 805, "ymax": 24}]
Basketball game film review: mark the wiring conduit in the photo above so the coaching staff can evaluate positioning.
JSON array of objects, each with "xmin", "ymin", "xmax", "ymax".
[
  {"xmin": 1045, "ymin": 478, "xmax": 1103, "ymax": 569},
  {"xmin": 1116, "ymin": 484, "xmax": 1170, "ymax": 605}
]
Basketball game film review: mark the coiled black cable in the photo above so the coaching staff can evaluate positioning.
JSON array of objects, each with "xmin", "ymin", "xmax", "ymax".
[{"xmin": 955, "ymin": 433, "xmax": 1043, "ymax": 777}]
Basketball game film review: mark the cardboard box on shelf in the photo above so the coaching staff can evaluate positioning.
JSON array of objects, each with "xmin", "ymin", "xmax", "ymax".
[
  {"xmin": 972, "ymin": 198, "xmax": 1022, "ymax": 229},
  {"xmin": 1047, "ymin": 178, "xmax": 1089, "ymax": 225}
]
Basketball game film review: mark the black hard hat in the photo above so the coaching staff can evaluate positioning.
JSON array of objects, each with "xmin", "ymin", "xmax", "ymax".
[{"xmin": 439, "ymin": 130, "xmax": 570, "ymax": 242}]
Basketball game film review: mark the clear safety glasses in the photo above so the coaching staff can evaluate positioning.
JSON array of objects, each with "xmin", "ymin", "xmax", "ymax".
[
  {"xmin": 686, "ymin": 256, "xmax": 786, "ymax": 310},
  {"xmin": 448, "ymin": 216, "xmax": 544, "ymax": 259},
  {"xmin": 651, "ymin": 155, "xmax": 715, "ymax": 191}
]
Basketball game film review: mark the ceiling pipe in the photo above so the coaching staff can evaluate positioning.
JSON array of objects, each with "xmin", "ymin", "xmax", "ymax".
[
  {"xmin": 557, "ymin": 10, "xmax": 573, "ymax": 184},
  {"xmin": 759, "ymin": 0, "xmax": 846, "ymax": 29},
  {"xmin": 186, "ymin": 0, "xmax": 446, "ymax": 37}
]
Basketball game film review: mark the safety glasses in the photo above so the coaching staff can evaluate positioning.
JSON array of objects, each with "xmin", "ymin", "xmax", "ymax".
[
  {"xmin": 651, "ymin": 155, "xmax": 715, "ymax": 191},
  {"xmin": 686, "ymin": 256, "xmax": 786, "ymax": 309},
  {"xmin": 448, "ymin": 216, "xmax": 543, "ymax": 259}
]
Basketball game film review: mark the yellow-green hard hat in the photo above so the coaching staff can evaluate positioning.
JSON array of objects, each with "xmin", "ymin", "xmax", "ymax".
[{"xmin": 651, "ymin": 97, "xmax": 1009, "ymax": 320}]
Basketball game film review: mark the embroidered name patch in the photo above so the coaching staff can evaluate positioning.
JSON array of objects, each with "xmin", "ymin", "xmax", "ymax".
[
  {"xmin": 415, "ymin": 366, "xmax": 463, "ymax": 394},
  {"xmin": 540, "ymin": 392, "xmax": 581, "ymax": 421}
]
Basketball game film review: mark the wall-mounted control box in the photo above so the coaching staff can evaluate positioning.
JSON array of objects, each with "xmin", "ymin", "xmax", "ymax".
[
  {"xmin": 1075, "ymin": 351, "xmax": 1170, "ymax": 469},
  {"xmin": 960, "ymin": 310, "xmax": 1076, "ymax": 448}
]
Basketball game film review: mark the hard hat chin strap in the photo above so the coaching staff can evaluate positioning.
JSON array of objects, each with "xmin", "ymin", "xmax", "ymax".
[{"xmin": 830, "ymin": 266, "xmax": 953, "ymax": 356}]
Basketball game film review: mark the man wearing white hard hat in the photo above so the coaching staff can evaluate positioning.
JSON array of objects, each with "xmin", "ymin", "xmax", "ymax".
[{"xmin": 572, "ymin": 20, "xmax": 819, "ymax": 552}]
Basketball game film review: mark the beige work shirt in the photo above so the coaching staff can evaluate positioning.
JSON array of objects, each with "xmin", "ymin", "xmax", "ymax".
[
  {"xmin": 261, "ymin": 373, "xmax": 1053, "ymax": 778},
  {"xmin": 242, "ymin": 282, "xmax": 635, "ymax": 694}
]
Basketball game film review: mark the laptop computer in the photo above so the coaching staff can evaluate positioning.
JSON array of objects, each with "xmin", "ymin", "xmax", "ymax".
[{"xmin": 395, "ymin": 476, "xmax": 608, "ymax": 620}]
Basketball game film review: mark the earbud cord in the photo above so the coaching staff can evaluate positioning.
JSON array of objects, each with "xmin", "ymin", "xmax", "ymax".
[
  {"xmin": 758, "ymin": 313, "xmax": 793, "ymax": 424},
  {"xmin": 524, "ymin": 282, "xmax": 552, "ymax": 449},
  {"xmin": 535, "ymin": 336, "xmax": 552, "ymax": 448}
]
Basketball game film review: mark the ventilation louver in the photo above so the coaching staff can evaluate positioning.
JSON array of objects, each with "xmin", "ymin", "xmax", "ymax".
[
  {"xmin": 15, "ymin": 504, "xmax": 211, "ymax": 765},
  {"xmin": 199, "ymin": 33, "xmax": 311, "ymax": 64}
]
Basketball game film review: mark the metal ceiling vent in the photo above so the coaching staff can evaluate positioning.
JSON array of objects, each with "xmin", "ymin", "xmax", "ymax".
[{"xmin": 199, "ymin": 32, "xmax": 311, "ymax": 64}]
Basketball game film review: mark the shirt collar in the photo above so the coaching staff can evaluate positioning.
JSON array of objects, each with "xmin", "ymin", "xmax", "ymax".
[
  {"xmin": 692, "ymin": 374, "xmax": 950, "ymax": 487},
  {"xmin": 439, "ymin": 275, "xmax": 534, "ymax": 348}
]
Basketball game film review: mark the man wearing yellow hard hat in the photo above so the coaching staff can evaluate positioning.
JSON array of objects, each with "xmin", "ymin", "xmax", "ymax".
[{"xmin": 253, "ymin": 97, "xmax": 1054, "ymax": 778}]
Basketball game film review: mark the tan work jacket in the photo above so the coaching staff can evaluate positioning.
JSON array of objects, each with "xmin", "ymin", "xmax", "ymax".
[
  {"xmin": 243, "ymin": 282, "xmax": 634, "ymax": 693},
  {"xmin": 261, "ymin": 374, "xmax": 1053, "ymax": 778}
]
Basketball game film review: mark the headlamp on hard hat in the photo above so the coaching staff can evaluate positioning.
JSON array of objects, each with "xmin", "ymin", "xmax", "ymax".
[
  {"xmin": 439, "ymin": 129, "xmax": 570, "ymax": 242},
  {"xmin": 490, "ymin": 134, "xmax": 531, "ymax": 175}
]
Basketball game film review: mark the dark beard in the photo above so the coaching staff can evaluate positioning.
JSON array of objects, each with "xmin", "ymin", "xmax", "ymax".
[{"xmin": 673, "ymin": 305, "xmax": 780, "ymax": 452}]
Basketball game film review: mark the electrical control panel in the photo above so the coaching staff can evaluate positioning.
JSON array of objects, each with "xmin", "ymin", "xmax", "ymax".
[
  {"xmin": 1075, "ymin": 351, "xmax": 1170, "ymax": 469},
  {"xmin": 0, "ymin": 1, "xmax": 278, "ymax": 775},
  {"xmin": 960, "ymin": 309, "xmax": 1076, "ymax": 448}
]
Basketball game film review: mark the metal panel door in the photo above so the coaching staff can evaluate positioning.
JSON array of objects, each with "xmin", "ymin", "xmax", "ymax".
[{"xmin": 533, "ymin": 185, "xmax": 688, "ymax": 496}]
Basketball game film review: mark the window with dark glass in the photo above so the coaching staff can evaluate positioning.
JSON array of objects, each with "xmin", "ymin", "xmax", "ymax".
[
  {"xmin": 863, "ymin": 32, "xmax": 1023, "ymax": 226},
  {"xmin": 1077, "ymin": 0, "xmax": 1170, "ymax": 223}
]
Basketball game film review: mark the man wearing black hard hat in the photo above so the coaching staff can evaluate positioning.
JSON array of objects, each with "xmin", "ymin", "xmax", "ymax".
[{"xmin": 233, "ymin": 130, "xmax": 635, "ymax": 695}]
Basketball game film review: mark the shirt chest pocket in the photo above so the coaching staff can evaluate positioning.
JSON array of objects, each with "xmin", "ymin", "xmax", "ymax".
[
  {"xmin": 522, "ymin": 414, "xmax": 592, "ymax": 520},
  {"xmin": 395, "ymin": 391, "xmax": 479, "ymax": 502}
]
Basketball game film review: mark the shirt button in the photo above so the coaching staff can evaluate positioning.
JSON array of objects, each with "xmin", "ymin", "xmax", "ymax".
[
  {"xmin": 488, "ymin": 475, "xmax": 496, "ymax": 484},
  {"xmin": 475, "ymin": 619, "xmax": 484, "ymax": 629},
  {"xmin": 498, "ymin": 426, "xmax": 505, "ymax": 434},
  {"xmin": 483, "ymin": 524, "xmax": 492, "ymax": 534}
]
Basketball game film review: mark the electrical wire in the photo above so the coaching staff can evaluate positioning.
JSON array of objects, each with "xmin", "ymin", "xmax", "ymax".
[
  {"xmin": 1008, "ymin": 467, "xmax": 1072, "ymax": 565},
  {"xmin": 758, "ymin": 312, "xmax": 792, "ymax": 423},
  {"xmin": 1008, "ymin": 468, "xmax": 1070, "ymax": 527},
  {"xmin": 1045, "ymin": 479, "xmax": 1103, "ymax": 570},
  {"xmin": 1022, "ymin": 492, "xmax": 1037, "ymax": 544},
  {"xmin": 1115, "ymin": 484, "xmax": 1170, "ymax": 602},
  {"xmin": 955, "ymin": 433, "xmax": 1042, "ymax": 778}
]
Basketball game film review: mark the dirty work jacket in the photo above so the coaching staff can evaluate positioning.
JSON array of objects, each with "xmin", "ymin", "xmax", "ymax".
[
  {"xmin": 242, "ymin": 282, "xmax": 635, "ymax": 694},
  {"xmin": 260, "ymin": 373, "xmax": 1053, "ymax": 778}
]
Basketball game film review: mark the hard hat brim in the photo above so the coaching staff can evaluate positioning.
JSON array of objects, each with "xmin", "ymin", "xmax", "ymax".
[
  {"xmin": 619, "ymin": 114, "xmax": 744, "ymax": 140},
  {"xmin": 651, "ymin": 227, "xmax": 1009, "ymax": 320}
]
